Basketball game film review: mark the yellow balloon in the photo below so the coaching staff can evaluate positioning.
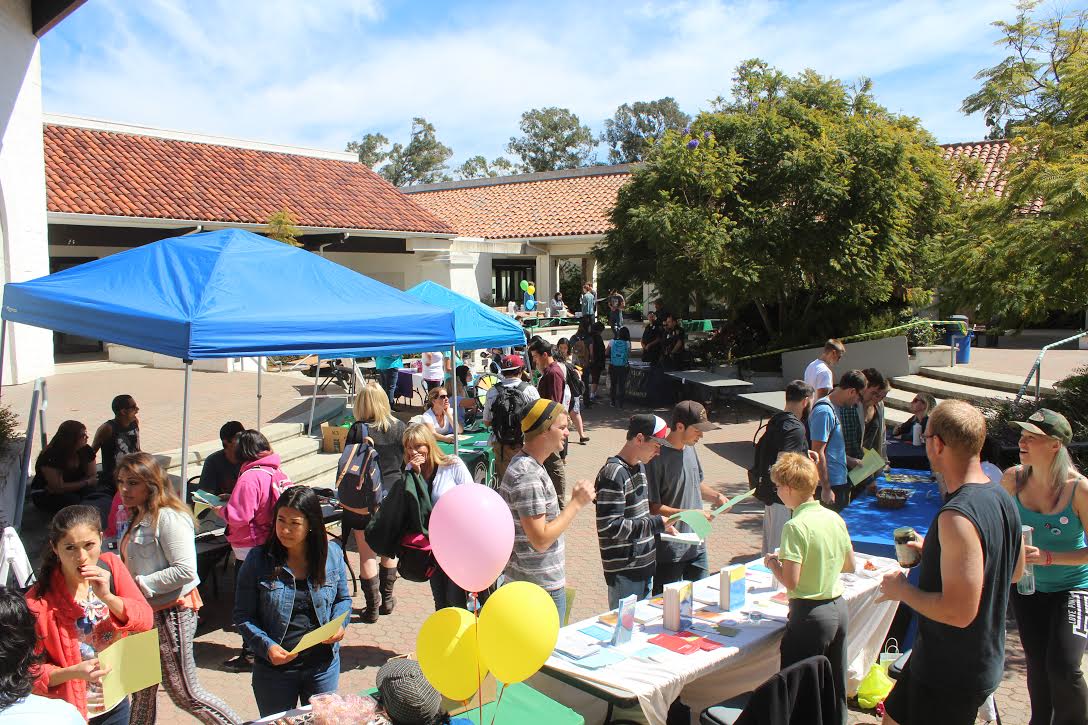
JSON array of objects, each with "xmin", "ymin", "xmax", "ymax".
[
  {"xmin": 478, "ymin": 581, "xmax": 559, "ymax": 683},
  {"xmin": 526, "ymin": 285, "xmax": 536, "ymax": 295},
  {"xmin": 416, "ymin": 607, "xmax": 486, "ymax": 700}
]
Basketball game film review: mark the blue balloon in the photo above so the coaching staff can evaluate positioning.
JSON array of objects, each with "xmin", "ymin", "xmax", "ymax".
[{"xmin": 525, "ymin": 298, "xmax": 537, "ymax": 311}]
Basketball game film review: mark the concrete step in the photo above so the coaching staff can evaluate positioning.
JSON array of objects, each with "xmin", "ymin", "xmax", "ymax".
[
  {"xmin": 738, "ymin": 391, "xmax": 913, "ymax": 429},
  {"xmin": 918, "ymin": 366, "xmax": 1058, "ymax": 397},
  {"xmin": 883, "ymin": 388, "xmax": 944, "ymax": 413},
  {"xmin": 284, "ymin": 449, "xmax": 341, "ymax": 488},
  {"xmin": 891, "ymin": 374, "xmax": 1016, "ymax": 405}
]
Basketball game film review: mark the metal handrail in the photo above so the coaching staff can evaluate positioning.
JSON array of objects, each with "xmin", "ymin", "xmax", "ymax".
[{"xmin": 1013, "ymin": 330, "xmax": 1088, "ymax": 404}]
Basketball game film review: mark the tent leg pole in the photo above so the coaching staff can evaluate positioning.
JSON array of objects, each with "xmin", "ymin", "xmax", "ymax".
[
  {"xmin": 0, "ymin": 321, "xmax": 7, "ymax": 393},
  {"xmin": 451, "ymin": 345, "xmax": 459, "ymax": 459},
  {"xmin": 257, "ymin": 358, "xmax": 263, "ymax": 431},
  {"xmin": 308, "ymin": 357, "xmax": 320, "ymax": 435},
  {"xmin": 180, "ymin": 361, "xmax": 193, "ymax": 500}
]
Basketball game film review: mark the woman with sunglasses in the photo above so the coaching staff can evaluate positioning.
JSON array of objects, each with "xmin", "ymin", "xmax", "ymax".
[
  {"xmin": 117, "ymin": 453, "xmax": 241, "ymax": 724},
  {"xmin": 1001, "ymin": 409, "xmax": 1088, "ymax": 724},
  {"xmin": 893, "ymin": 392, "xmax": 936, "ymax": 441},
  {"xmin": 31, "ymin": 420, "xmax": 98, "ymax": 515},
  {"xmin": 234, "ymin": 486, "xmax": 351, "ymax": 717},
  {"xmin": 24, "ymin": 504, "xmax": 153, "ymax": 724},
  {"xmin": 422, "ymin": 386, "xmax": 462, "ymax": 444}
]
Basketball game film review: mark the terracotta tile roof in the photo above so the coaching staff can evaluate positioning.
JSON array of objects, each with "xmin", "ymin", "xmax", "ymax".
[
  {"xmin": 407, "ymin": 169, "xmax": 633, "ymax": 239},
  {"xmin": 941, "ymin": 139, "xmax": 1012, "ymax": 197},
  {"xmin": 44, "ymin": 123, "xmax": 455, "ymax": 235}
]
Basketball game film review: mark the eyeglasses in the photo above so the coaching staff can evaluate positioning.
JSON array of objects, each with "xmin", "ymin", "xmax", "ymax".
[{"xmin": 923, "ymin": 433, "xmax": 941, "ymax": 443}]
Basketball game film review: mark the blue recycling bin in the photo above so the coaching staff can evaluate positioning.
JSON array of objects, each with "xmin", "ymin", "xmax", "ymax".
[{"xmin": 945, "ymin": 315, "xmax": 972, "ymax": 364}]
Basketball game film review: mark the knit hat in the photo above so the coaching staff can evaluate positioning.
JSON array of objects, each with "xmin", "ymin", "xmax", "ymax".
[
  {"xmin": 376, "ymin": 659, "xmax": 443, "ymax": 724},
  {"xmin": 521, "ymin": 399, "xmax": 564, "ymax": 437}
]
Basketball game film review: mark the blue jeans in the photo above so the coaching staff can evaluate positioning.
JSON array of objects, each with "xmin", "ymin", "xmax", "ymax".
[
  {"xmin": 548, "ymin": 587, "xmax": 567, "ymax": 626},
  {"xmin": 252, "ymin": 654, "xmax": 339, "ymax": 717},
  {"xmin": 653, "ymin": 548, "xmax": 710, "ymax": 595},
  {"xmin": 605, "ymin": 572, "xmax": 653, "ymax": 610},
  {"xmin": 89, "ymin": 698, "xmax": 129, "ymax": 725},
  {"xmin": 378, "ymin": 367, "xmax": 398, "ymax": 404}
]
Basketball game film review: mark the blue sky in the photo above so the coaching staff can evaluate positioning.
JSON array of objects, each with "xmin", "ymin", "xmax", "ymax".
[{"xmin": 40, "ymin": 0, "xmax": 1045, "ymax": 169}]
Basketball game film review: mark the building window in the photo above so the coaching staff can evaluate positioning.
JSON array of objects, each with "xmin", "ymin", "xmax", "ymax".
[{"xmin": 492, "ymin": 260, "xmax": 534, "ymax": 305}]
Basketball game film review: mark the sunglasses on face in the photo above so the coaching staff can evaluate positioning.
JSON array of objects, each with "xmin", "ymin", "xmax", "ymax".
[{"xmin": 435, "ymin": 394, "xmax": 449, "ymax": 400}]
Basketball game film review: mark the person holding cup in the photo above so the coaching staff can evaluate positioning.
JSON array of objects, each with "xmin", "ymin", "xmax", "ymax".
[
  {"xmin": 24, "ymin": 505, "xmax": 154, "ymax": 724},
  {"xmin": 1001, "ymin": 409, "xmax": 1088, "ymax": 725}
]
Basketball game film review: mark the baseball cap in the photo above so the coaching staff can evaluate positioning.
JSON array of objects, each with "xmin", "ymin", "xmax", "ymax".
[
  {"xmin": 375, "ymin": 659, "xmax": 443, "ymax": 724},
  {"xmin": 628, "ymin": 414, "xmax": 674, "ymax": 447},
  {"xmin": 1012, "ymin": 408, "xmax": 1073, "ymax": 445},
  {"xmin": 672, "ymin": 401, "xmax": 719, "ymax": 432},
  {"xmin": 500, "ymin": 354, "xmax": 525, "ymax": 372}
]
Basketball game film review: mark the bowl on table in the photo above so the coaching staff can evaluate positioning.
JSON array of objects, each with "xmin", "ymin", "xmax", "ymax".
[{"xmin": 875, "ymin": 487, "xmax": 912, "ymax": 509}]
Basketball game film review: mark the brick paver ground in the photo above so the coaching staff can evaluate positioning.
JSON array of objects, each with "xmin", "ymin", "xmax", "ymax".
[{"xmin": 2, "ymin": 363, "xmax": 1043, "ymax": 723}]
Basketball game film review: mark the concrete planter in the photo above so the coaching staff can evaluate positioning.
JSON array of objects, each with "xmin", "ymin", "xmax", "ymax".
[{"xmin": 909, "ymin": 345, "xmax": 954, "ymax": 374}]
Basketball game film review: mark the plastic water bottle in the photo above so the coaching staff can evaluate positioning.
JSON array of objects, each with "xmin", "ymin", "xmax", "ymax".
[
  {"xmin": 113, "ymin": 505, "xmax": 130, "ymax": 548},
  {"xmin": 81, "ymin": 642, "xmax": 104, "ymax": 716},
  {"xmin": 911, "ymin": 420, "xmax": 923, "ymax": 447},
  {"xmin": 1017, "ymin": 525, "xmax": 1035, "ymax": 595}
]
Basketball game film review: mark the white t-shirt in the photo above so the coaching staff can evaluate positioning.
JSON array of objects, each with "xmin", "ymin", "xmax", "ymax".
[
  {"xmin": 483, "ymin": 378, "xmax": 540, "ymax": 426},
  {"xmin": 1, "ymin": 695, "xmax": 83, "ymax": 724},
  {"xmin": 429, "ymin": 457, "xmax": 474, "ymax": 500},
  {"xmin": 804, "ymin": 358, "xmax": 833, "ymax": 392},
  {"xmin": 422, "ymin": 352, "xmax": 445, "ymax": 382},
  {"xmin": 423, "ymin": 408, "xmax": 456, "ymax": 435}
]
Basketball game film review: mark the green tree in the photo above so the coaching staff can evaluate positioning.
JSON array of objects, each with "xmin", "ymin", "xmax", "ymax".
[
  {"xmin": 596, "ymin": 60, "xmax": 960, "ymax": 340},
  {"xmin": 265, "ymin": 207, "xmax": 302, "ymax": 247},
  {"xmin": 507, "ymin": 107, "xmax": 596, "ymax": 172},
  {"xmin": 943, "ymin": 2, "xmax": 1088, "ymax": 325},
  {"xmin": 380, "ymin": 117, "xmax": 454, "ymax": 186},
  {"xmin": 346, "ymin": 133, "xmax": 390, "ymax": 168},
  {"xmin": 454, "ymin": 155, "xmax": 515, "ymax": 180},
  {"xmin": 602, "ymin": 97, "xmax": 691, "ymax": 163}
]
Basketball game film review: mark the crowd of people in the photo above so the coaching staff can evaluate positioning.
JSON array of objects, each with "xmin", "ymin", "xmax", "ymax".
[{"xmin": 1, "ymin": 319, "xmax": 1084, "ymax": 725}]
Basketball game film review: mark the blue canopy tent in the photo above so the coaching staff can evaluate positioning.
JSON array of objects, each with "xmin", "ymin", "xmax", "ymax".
[
  {"xmin": 1, "ymin": 229, "xmax": 455, "ymax": 500},
  {"xmin": 404, "ymin": 281, "xmax": 526, "ymax": 351}
]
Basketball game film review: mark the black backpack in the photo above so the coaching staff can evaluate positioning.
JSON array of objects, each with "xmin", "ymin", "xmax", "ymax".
[
  {"xmin": 749, "ymin": 412, "xmax": 795, "ymax": 506},
  {"xmin": 564, "ymin": 362, "xmax": 586, "ymax": 398},
  {"xmin": 335, "ymin": 439, "xmax": 384, "ymax": 510},
  {"xmin": 491, "ymin": 382, "xmax": 531, "ymax": 446}
]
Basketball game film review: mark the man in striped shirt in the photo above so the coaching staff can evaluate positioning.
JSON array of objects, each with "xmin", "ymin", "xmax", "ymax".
[{"xmin": 595, "ymin": 414, "xmax": 678, "ymax": 608}]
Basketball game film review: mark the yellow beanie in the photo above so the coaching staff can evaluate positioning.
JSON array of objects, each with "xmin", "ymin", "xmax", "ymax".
[{"xmin": 521, "ymin": 399, "xmax": 563, "ymax": 437}]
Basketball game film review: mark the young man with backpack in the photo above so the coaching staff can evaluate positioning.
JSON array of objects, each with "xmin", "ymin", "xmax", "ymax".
[
  {"xmin": 483, "ymin": 354, "xmax": 540, "ymax": 480},
  {"xmin": 750, "ymin": 380, "xmax": 817, "ymax": 553},
  {"xmin": 810, "ymin": 370, "xmax": 867, "ymax": 512}
]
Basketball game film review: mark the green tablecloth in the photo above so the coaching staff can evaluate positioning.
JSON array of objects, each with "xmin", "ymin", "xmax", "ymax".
[
  {"xmin": 681, "ymin": 319, "xmax": 717, "ymax": 333},
  {"xmin": 522, "ymin": 317, "xmax": 577, "ymax": 329},
  {"xmin": 364, "ymin": 682, "xmax": 583, "ymax": 724},
  {"xmin": 438, "ymin": 428, "xmax": 495, "ymax": 487}
]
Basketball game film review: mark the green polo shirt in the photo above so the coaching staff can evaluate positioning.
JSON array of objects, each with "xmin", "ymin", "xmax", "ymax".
[{"xmin": 779, "ymin": 500, "xmax": 852, "ymax": 600}]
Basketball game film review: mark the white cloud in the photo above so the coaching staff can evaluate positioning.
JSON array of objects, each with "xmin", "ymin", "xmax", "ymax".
[{"xmin": 41, "ymin": 0, "xmax": 1025, "ymax": 167}]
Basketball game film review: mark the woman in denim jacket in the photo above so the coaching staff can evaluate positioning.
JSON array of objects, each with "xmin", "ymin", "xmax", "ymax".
[
  {"xmin": 233, "ymin": 486, "xmax": 351, "ymax": 717},
  {"xmin": 117, "ymin": 453, "xmax": 240, "ymax": 724}
]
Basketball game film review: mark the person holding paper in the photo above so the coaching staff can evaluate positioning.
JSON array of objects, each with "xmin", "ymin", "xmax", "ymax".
[
  {"xmin": 0, "ymin": 588, "xmax": 83, "ymax": 723},
  {"xmin": 234, "ymin": 486, "xmax": 351, "ymax": 718},
  {"xmin": 115, "ymin": 453, "xmax": 241, "ymax": 725},
  {"xmin": 647, "ymin": 401, "xmax": 727, "ymax": 594},
  {"xmin": 24, "ymin": 504, "xmax": 153, "ymax": 724},
  {"xmin": 763, "ymin": 453, "xmax": 855, "ymax": 724}
]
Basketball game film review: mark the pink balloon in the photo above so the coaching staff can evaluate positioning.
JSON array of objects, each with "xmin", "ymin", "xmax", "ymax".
[{"xmin": 429, "ymin": 483, "xmax": 514, "ymax": 593}]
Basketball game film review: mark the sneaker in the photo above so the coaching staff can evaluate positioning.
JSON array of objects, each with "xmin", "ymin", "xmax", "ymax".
[
  {"xmin": 222, "ymin": 653, "xmax": 253, "ymax": 672},
  {"xmin": 580, "ymin": 436, "xmax": 590, "ymax": 445}
]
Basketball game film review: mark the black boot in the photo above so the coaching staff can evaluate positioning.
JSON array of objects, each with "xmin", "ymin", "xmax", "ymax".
[
  {"xmin": 360, "ymin": 576, "xmax": 380, "ymax": 624},
  {"xmin": 379, "ymin": 567, "xmax": 397, "ymax": 615}
]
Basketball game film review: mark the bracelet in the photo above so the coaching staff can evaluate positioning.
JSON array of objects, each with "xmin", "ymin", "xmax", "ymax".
[{"xmin": 1045, "ymin": 550, "xmax": 1053, "ymax": 566}]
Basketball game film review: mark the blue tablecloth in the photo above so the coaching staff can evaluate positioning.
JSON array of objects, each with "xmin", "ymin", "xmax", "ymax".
[{"xmin": 843, "ymin": 468, "xmax": 942, "ymax": 559}]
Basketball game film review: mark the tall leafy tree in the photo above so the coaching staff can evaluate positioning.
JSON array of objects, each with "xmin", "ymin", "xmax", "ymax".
[
  {"xmin": 602, "ymin": 97, "xmax": 691, "ymax": 163},
  {"xmin": 454, "ymin": 155, "xmax": 515, "ymax": 180},
  {"xmin": 346, "ymin": 133, "xmax": 390, "ymax": 168},
  {"xmin": 942, "ymin": 2, "xmax": 1088, "ymax": 325},
  {"xmin": 596, "ymin": 60, "xmax": 959, "ymax": 339},
  {"xmin": 381, "ymin": 117, "xmax": 454, "ymax": 186},
  {"xmin": 507, "ymin": 107, "xmax": 596, "ymax": 172}
]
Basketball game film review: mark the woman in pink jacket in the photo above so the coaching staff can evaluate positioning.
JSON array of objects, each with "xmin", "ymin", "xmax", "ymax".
[
  {"xmin": 25, "ymin": 504, "xmax": 154, "ymax": 723},
  {"xmin": 220, "ymin": 429, "xmax": 292, "ymax": 672}
]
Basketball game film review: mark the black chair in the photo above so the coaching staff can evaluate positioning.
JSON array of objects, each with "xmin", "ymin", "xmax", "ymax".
[{"xmin": 700, "ymin": 655, "xmax": 839, "ymax": 725}]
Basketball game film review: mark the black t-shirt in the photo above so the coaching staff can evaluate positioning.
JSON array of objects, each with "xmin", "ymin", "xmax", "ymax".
[
  {"xmin": 279, "ymin": 579, "xmax": 332, "ymax": 669},
  {"xmin": 366, "ymin": 418, "xmax": 407, "ymax": 494},
  {"xmin": 912, "ymin": 481, "xmax": 1022, "ymax": 694},
  {"xmin": 197, "ymin": 449, "xmax": 242, "ymax": 497},
  {"xmin": 642, "ymin": 322, "xmax": 663, "ymax": 364},
  {"xmin": 754, "ymin": 412, "xmax": 809, "ymax": 506},
  {"xmin": 590, "ymin": 333, "xmax": 606, "ymax": 370},
  {"xmin": 663, "ymin": 327, "xmax": 686, "ymax": 360},
  {"xmin": 33, "ymin": 445, "xmax": 95, "ymax": 490},
  {"xmin": 100, "ymin": 419, "xmax": 140, "ymax": 479}
]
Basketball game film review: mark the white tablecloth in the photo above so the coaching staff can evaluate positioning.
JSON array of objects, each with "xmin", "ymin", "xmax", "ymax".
[{"xmin": 528, "ymin": 554, "xmax": 900, "ymax": 725}]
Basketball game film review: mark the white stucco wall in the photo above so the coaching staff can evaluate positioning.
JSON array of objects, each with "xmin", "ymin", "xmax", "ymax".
[{"xmin": 0, "ymin": 0, "xmax": 54, "ymax": 384}]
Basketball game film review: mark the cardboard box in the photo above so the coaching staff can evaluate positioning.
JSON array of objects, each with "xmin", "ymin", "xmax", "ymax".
[{"xmin": 321, "ymin": 423, "xmax": 350, "ymax": 453}]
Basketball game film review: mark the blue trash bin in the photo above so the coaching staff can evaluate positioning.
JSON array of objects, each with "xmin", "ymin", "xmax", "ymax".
[{"xmin": 946, "ymin": 315, "xmax": 971, "ymax": 364}]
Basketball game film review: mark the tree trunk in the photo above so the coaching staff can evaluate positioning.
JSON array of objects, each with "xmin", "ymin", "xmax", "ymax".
[{"xmin": 754, "ymin": 300, "xmax": 776, "ymax": 338}]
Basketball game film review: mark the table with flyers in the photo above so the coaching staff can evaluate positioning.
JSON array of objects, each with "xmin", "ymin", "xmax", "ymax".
[{"xmin": 529, "ymin": 554, "xmax": 900, "ymax": 725}]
